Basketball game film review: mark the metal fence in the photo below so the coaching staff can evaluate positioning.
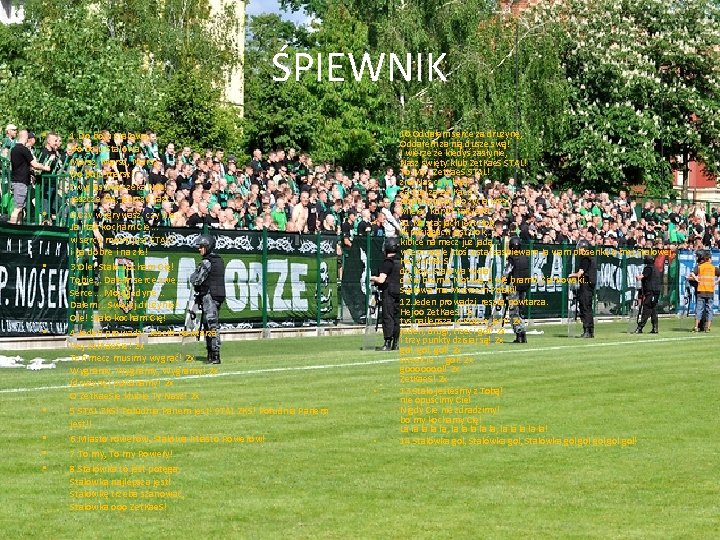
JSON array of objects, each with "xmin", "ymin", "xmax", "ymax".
[{"xmin": 344, "ymin": 236, "xmax": 686, "ymax": 326}]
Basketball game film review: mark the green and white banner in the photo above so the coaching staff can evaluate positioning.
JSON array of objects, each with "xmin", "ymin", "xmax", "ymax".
[
  {"xmin": 341, "ymin": 237, "xmax": 678, "ymax": 323},
  {"xmin": 98, "ymin": 228, "xmax": 338, "ymax": 329},
  {"xmin": 0, "ymin": 225, "xmax": 69, "ymax": 335}
]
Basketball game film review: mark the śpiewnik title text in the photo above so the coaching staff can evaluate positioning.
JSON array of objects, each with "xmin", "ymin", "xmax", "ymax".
[{"xmin": 272, "ymin": 46, "xmax": 449, "ymax": 82}]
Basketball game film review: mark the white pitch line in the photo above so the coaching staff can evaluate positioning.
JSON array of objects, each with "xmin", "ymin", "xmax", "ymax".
[
  {"xmin": 0, "ymin": 334, "xmax": 712, "ymax": 395},
  {"xmin": 0, "ymin": 358, "xmax": 398, "ymax": 394},
  {"xmin": 402, "ymin": 333, "xmax": 716, "ymax": 361}
]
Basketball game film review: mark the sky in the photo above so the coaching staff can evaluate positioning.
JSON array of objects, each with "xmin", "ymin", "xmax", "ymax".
[{"xmin": 246, "ymin": 0, "xmax": 312, "ymax": 26}]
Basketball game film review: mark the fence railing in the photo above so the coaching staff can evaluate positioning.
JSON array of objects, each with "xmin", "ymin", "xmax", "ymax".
[
  {"xmin": 0, "ymin": 221, "xmax": 712, "ymax": 337},
  {"xmin": 342, "ymin": 236, "xmax": 686, "ymax": 325}
]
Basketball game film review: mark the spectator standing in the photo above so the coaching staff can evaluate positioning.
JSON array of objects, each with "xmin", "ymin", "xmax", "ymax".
[
  {"xmin": 2, "ymin": 123, "xmax": 17, "ymax": 158},
  {"xmin": 9, "ymin": 130, "xmax": 51, "ymax": 224}
]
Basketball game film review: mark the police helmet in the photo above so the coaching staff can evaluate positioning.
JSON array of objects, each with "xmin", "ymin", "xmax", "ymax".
[
  {"xmin": 643, "ymin": 254, "xmax": 654, "ymax": 265},
  {"xmin": 509, "ymin": 237, "xmax": 522, "ymax": 250},
  {"xmin": 384, "ymin": 237, "xmax": 400, "ymax": 254},
  {"xmin": 196, "ymin": 234, "xmax": 216, "ymax": 253},
  {"xmin": 576, "ymin": 239, "xmax": 591, "ymax": 251}
]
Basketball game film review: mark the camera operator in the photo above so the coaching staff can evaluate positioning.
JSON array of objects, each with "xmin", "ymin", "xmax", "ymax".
[{"xmin": 688, "ymin": 249, "xmax": 720, "ymax": 333}]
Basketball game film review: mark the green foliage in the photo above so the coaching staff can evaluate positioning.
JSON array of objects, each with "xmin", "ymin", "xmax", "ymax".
[
  {"xmin": 304, "ymin": 2, "xmax": 392, "ymax": 168},
  {"xmin": 244, "ymin": 14, "xmax": 321, "ymax": 153},
  {"xmin": 99, "ymin": 0, "xmax": 238, "ymax": 80},
  {"xmin": 244, "ymin": 5, "xmax": 394, "ymax": 170},
  {"xmin": 0, "ymin": 5, "xmax": 159, "ymax": 134},
  {"xmin": 155, "ymin": 67, "xmax": 242, "ymax": 152},
  {"xmin": 0, "ymin": 0, "xmax": 240, "ymax": 144},
  {"xmin": 372, "ymin": 2, "xmax": 569, "ymax": 183},
  {"xmin": 0, "ymin": 23, "xmax": 26, "ymax": 84},
  {"xmin": 535, "ymin": 0, "xmax": 720, "ymax": 193}
]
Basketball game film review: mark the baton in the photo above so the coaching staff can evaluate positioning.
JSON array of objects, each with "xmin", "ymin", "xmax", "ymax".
[
  {"xmin": 636, "ymin": 292, "xmax": 644, "ymax": 325},
  {"xmin": 375, "ymin": 299, "xmax": 382, "ymax": 333}
]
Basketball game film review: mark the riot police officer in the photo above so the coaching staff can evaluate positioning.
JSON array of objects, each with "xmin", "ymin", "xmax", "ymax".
[
  {"xmin": 569, "ymin": 238, "xmax": 597, "ymax": 338},
  {"xmin": 371, "ymin": 237, "xmax": 401, "ymax": 351},
  {"xmin": 190, "ymin": 234, "xmax": 226, "ymax": 364},
  {"xmin": 504, "ymin": 236, "xmax": 530, "ymax": 343},
  {"xmin": 633, "ymin": 254, "xmax": 661, "ymax": 334}
]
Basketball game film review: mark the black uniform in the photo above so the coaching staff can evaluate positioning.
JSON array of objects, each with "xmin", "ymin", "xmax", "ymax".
[
  {"xmin": 577, "ymin": 252, "xmax": 597, "ymax": 337},
  {"xmin": 379, "ymin": 253, "xmax": 401, "ymax": 349},
  {"xmin": 190, "ymin": 251, "xmax": 226, "ymax": 362},
  {"xmin": 637, "ymin": 261, "xmax": 661, "ymax": 333},
  {"xmin": 506, "ymin": 251, "xmax": 530, "ymax": 341}
]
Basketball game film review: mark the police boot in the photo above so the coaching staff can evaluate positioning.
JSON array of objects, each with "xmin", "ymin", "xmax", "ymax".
[
  {"xmin": 512, "ymin": 332, "xmax": 522, "ymax": 343},
  {"xmin": 650, "ymin": 325, "xmax": 658, "ymax": 334},
  {"xmin": 632, "ymin": 326, "xmax": 643, "ymax": 334},
  {"xmin": 382, "ymin": 339, "xmax": 392, "ymax": 351},
  {"xmin": 391, "ymin": 338, "xmax": 399, "ymax": 351},
  {"xmin": 520, "ymin": 331, "xmax": 527, "ymax": 343},
  {"xmin": 209, "ymin": 351, "xmax": 221, "ymax": 365}
]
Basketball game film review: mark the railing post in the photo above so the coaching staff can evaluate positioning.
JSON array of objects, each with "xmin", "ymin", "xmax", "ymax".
[
  {"xmin": 316, "ymin": 231, "xmax": 322, "ymax": 330},
  {"xmin": 452, "ymin": 234, "xmax": 458, "ymax": 325},
  {"xmin": 365, "ymin": 232, "xmax": 372, "ymax": 322},
  {"xmin": 410, "ymin": 235, "xmax": 416, "ymax": 325},
  {"xmin": 527, "ymin": 239, "xmax": 534, "ymax": 323},
  {"xmin": 262, "ymin": 228, "xmax": 268, "ymax": 333}
]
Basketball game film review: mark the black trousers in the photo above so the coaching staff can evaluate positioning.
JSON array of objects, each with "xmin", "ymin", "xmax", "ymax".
[
  {"xmin": 200, "ymin": 294, "xmax": 222, "ymax": 354},
  {"xmin": 579, "ymin": 284, "xmax": 595, "ymax": 331},
  {"xmin": 638, "ymin": 292, "xmax": 659, "ymax": 329},
  {"xmin": 382, "ymin": 291, "xmax": 400, "ymax": 341}
]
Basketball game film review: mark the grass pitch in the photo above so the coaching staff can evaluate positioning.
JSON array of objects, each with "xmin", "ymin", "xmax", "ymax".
[{"xmin": 1, "ymin": 320, "xmax": 718, "ymax": 539}]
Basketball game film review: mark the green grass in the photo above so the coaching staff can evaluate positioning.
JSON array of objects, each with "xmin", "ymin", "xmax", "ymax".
[{"xmin": 1, "ymin": 321, "xmax": 718, "ymax": 539}]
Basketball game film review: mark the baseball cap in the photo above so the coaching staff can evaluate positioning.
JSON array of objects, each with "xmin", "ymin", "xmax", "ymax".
[
  {"xmin": 27, "ymin": 131, "xmax": 36, "ymax": 140},
  {"xmin": 6, "ymin": 123, "xmax": 17, "ymax": 131}
]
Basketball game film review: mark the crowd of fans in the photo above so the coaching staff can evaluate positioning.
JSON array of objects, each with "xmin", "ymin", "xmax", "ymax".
[
  {"xmin": 404, "ymin": 169, "xmax": 720, "ymax": 251},
  {"xmin": 1, "ymin": 125, "xmax": 720, "ymax": 252}
]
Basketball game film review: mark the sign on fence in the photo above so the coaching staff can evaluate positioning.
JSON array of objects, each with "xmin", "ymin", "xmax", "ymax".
[{"xmin": 0, "ymin": 225, "xmax": 69, "ymax": 335}]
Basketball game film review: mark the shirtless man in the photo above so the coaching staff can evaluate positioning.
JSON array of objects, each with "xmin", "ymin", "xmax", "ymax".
[{"xmin": 288, "ymin": 191, "xmax": 309, "ymax": 233}]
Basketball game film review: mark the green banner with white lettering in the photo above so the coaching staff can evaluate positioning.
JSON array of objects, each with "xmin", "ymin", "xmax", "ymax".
[
  {"xmin": 97, "ymin": 228, "xmax": 338, "ymax": 329},
  {"xmin": 341, "ymin": 237, "xmax": 680, "ymax": 323},
  {"xmin": 0, "ymin": 225, "xmax": 69, "ymax": 335}
]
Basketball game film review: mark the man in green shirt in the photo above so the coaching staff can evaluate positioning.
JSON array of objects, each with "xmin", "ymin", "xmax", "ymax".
[
  {"xmin": 271, "ymin": 196, "xmax": 288, "ymax": 231},
  {"xmin": 384, "ymin": 172, "xmax": 400, "ymax": 203},
  {"xmin": 435, "ymin": 175, "xmax": 453, "ymax": 195}
]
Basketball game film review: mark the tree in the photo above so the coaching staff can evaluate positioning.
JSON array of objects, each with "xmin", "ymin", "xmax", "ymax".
[
  {"xmin": 244, "ymin": 4, "xmax": 395, "ymax": 170},
  {"xmin": 303, "ymin": 2, "xmax": 394, "ymax": 169},
  {"xmin": 99, "ymin": 0, "xmax": 239, "ymax": 80},
  {"xmin": 373, "ymin": 1, "xmax": 569, "ymax": 183},
  {"xmin": 532, "ymin": 0, "xmax": 720, "ymax": 195},
  {"xmin": 0, "ymin": 3, "xmax": 159, "ymax": 134},
  {"xmin": 244, "ymin": 14, "xmax": 321, "ymax": 152},
  {"xmin": 155, "ymin": 67, "xmax": 242, "ymax": 152},
  {"xmin": 0, "ymin": 0, "xmax": 242, "ymax": 143}
]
